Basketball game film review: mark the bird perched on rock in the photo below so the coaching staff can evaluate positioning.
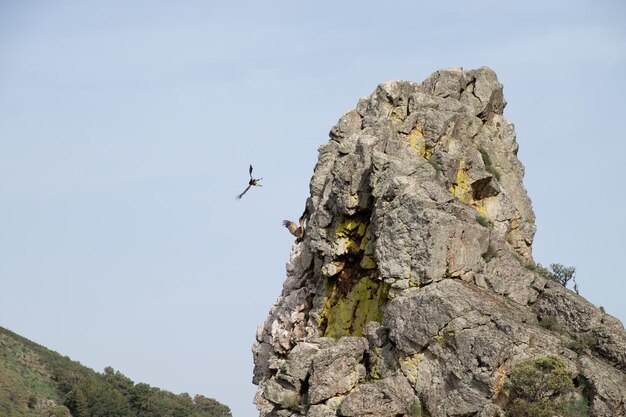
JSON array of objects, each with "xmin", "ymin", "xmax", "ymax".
[
  {"xmin": 236, "ymin": 164, "xmax": 263, "ymax": 199},
  {"xmin": 282, "ymin": 207, "xmax": 309, "ymax": 242},
  {"xmin": 282, "ymin": 220, "xmax": 304, "ymax": 241}
]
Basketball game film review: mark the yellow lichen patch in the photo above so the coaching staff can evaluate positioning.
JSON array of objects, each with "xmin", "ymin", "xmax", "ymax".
[
  {"xmin": 391, "ymin": 112, "xmax": 404, "ymax": 123},
  {"xmin": 322, "ymin": 212, "xmax": 384, "ymax": 336},
  {"xmin": 360, "ymin": 255, "xmax": 377, "ymax": 270},
  {"xmin": 475, "ymin": 200, "xmax": 487, "ymax": 217},
  {"xmin": 449, "ymin": 160, "xmax": 472, "ymax": 204},
  {"xmin": 369, "ymin": 349, "xmax": 382, "ymax": 380},
  {"xmin": 336, "ymin": 218, "xmax": 361, "ymax": 236},
  {"xmin": 399, "ymin": 353, "xmax": 423, "ymax": 385},
  {"xmin": 370, "ymin": 364, "xmax": 381, "ymax": 380},
  {"xmin": 406, "ymin": 128, "xmax": 432, "ymax": 159},
  {"xmin": 319, "ymin": 276, "xmax": 389, "ymax": 338},
  {"xmin": 405, "ymin": 272, "xmax": 420, "ymax": 288},
  {"xmin": 391, "ymin": 105, "xmax": 407, "ymax": 123},
  {"xmin": 336, "ymin": 215, "xmax": 370, "ymax": 255},
  {"xmin": 407, "ymin": 128, "xmax": 424, "ymax": 144}
]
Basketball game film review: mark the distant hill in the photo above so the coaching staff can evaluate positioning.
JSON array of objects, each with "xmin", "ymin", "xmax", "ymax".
[{"xmin": 0, "ymin": 326, "xmax": 232, "ymax": 417}]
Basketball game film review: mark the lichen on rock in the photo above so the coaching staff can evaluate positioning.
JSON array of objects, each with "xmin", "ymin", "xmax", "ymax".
[
  {"xmin": 318, "ymin": 276, "xmax": 388, "ymax": 338},
  {"xmin": 252, "ymin": 67, "xmax": 626, "ymax": 417}
]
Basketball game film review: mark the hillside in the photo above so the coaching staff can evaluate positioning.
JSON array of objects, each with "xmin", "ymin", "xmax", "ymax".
[
  {"xmin": 252, "ymin": 67, "xmax": 626, "ymax": 416},
  {"xmin": 0, "ymin": 326, "xmax": 231, "ymax": 417}
]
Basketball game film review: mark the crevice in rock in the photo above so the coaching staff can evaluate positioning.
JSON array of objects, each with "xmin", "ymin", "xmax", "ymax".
[
  {"xmin": 300, "ymin": 373, "xmax": 311, "ymax": 397},
  {"xmin": 316, "ymin": 210, "xmax": 392, "ymax": 338}
]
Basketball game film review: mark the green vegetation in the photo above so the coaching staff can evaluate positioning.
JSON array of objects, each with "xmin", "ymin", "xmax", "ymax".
[
  {"xmin": 0, "ymin": 326, "xmax": 231, "ymax": 417},
  {"xmin": 548, "ymin": 263, "xmax": 579, "ymax": 294},
  {"xmin": 481, "ymin": 243, "xmax": 497, "ymax": 262},
  {"xmin": 408, "ymin": 398, "xmax": 426, "ymax": 416},
  {"xmin": 563, "ymin": 397, "xmax": 590, "ymax": 417},
  {"xmin": 475, "ymin": 214, "xmax": 492, "ymax": 228},
  {"xmin": 568, "ymin": 335, "xmax": 597, "ymax": 353},
  {"xmin": 525, "ymin": 262, "xmax": 580, "ymax": 294},
  {"xmin": 538, "ymin": 315, "xmax": 562, "ymax": 333},
  {"xmin": 478, "ymin": 147, "xmax": 501, "ymax": 181},
  {"xmin": 505, "ymin": 356, "xmax": 589, "ymax": 417},
  {"xmin": 524, "ymin": 262, "xmax": 551, "ymax": 278}
]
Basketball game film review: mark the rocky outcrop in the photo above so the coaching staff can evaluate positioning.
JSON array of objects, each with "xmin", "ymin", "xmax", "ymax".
[{"xmin": 252, "ymin": 67, "xmax": 626, "ymax": 416}]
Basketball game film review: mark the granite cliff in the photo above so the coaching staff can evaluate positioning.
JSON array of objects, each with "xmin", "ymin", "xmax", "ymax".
[{"xmin": 252, "ymin": 67, "xmax": 626, "ymax": 417}]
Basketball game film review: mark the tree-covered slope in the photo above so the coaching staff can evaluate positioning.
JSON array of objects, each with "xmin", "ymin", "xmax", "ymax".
[{"xmin": 0, "ymin": 326, "xmax": 231, "ymax": 417}]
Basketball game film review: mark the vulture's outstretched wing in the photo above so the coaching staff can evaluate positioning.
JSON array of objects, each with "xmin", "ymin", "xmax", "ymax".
[
  {"xmin": 282, "ymin": 220, "xmax": 298, "ymax": 235},
  {"xmin": 282, "ymin": 220, "xmax": 304, "ymax": 241},
  {"xmin": 237, "ymin": 184, "xmax": 252, "ymax": 199}
]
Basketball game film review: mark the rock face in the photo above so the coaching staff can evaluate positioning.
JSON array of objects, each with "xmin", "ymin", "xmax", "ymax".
[{"xmin": 252, "ymin": 67, "xmax": 626, "ymax": 417}]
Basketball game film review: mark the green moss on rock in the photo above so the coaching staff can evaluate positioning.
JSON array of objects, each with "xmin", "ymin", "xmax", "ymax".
[
  {"xmin": 319, "ymin": 211, "xmax": 385, "ymax": 337},
  {"xmin": 319, "ymin": 276, "xmax": 389, "ymax": 338},
  {"xmin": 360, "ymin": 255, "xmax": 377, "ymax": 270}
]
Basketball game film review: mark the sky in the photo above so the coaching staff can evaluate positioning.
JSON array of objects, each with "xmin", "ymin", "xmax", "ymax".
[{"xmin": 1, "ymin": 1, "xmax": 625, "ymax": 416}]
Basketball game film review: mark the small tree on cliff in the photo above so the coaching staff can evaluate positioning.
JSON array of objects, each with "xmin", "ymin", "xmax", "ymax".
[{"xmin": 548, "ymin": 263, "xmax": 579, "ymax": 294}]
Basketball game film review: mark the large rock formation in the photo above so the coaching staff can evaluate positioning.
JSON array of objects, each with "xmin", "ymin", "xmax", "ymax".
[{"xmin": 252, "ymin": 67, "xmax": 626, "ymax": 416}]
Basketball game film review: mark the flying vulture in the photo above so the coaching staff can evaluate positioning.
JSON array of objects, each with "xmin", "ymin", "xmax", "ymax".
[{"xmin": 237, "ymin": 164, "xmax": 263, "ymax": 199}]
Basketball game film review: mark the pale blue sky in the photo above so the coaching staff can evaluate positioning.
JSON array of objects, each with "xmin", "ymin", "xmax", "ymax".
[{"xmin": 1, "ymin": 2, "xmax": 625, "ymax": 416}]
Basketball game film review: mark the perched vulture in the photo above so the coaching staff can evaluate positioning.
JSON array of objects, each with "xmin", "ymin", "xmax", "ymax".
[{"xmin": 282, "ymin": 220, "xmax": 304, "ymax": 241}]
